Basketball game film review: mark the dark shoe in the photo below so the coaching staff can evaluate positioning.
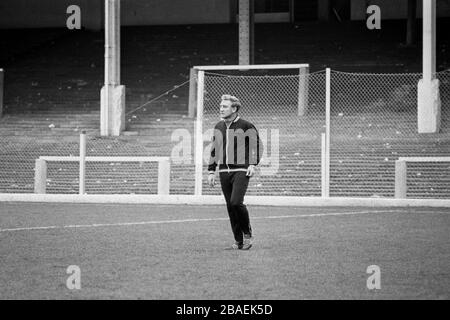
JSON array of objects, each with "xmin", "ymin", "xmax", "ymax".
[
  {"xmin": 225, "ymin": 242, "xmax": 243, "ymax": 250},
  {"xmin": 242, "ymin": 235, "xmax": 253, "ymax": 250}
]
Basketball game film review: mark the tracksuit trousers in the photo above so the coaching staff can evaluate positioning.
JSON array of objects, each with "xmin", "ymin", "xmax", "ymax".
[{"xmin": 219, "ymin": 171, "xmax": 252, "ymax": 244}]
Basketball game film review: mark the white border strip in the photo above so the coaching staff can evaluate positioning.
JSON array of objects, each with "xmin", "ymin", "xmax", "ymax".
[
  {"xmin": 193, "ymin": 64, "xmax": 309, "ymax": 71},
  {"xmin": 0, "ymin": 194, "xmax": 449, "ymax": 207}
]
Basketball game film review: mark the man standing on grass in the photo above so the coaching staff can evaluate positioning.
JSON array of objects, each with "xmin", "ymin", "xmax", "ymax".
[{"xmin": 208, "ymin": 94, "xmax": 263, "ymax": 250}]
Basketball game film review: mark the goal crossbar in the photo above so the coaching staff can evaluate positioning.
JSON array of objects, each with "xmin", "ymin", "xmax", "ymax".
[{"xmin": 193, "ymin": 64, "xmax": 309, "ymax": 71}]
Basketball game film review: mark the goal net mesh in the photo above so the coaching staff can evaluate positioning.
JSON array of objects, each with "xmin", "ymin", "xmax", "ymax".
[{"xmin": 200, "ymin": 68, "xmax": 326, "ymax": 196}]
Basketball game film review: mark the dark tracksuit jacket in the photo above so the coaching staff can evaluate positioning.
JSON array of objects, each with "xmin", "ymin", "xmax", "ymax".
[
  {"xmin": 207, "ymin": 116, "xmax": 263, "ymax": 174},
  {"xmin": 208, "ymin": 116, "xmax": 263, "ymax": 244}
]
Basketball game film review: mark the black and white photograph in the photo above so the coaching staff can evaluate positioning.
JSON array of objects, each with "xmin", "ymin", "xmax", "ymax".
[{"xmin": 0, "ymin": 0, "xmax": 449, "ymax": 306}]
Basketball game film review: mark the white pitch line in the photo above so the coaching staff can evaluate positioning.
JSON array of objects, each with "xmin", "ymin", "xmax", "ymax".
[{"xmin": 0, "ymin": 210, "xmax": 413, "ymax": 233}]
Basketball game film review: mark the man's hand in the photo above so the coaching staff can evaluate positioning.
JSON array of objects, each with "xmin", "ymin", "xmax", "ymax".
[
  {"xmin": 246, "ymin": 165, "xmax": 256, "ymax": 177},
  {"xmin": 208, "ymin": 173, "xmax": 216, "ymax": 187}
]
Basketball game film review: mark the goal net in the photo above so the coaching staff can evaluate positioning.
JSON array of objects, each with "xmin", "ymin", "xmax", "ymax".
[{"xmin": 193, "ymin": 64, "xmax": 326, "ymax": 197}]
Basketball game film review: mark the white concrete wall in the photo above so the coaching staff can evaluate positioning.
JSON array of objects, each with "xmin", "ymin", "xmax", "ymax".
[
  {"xmin": 351, "ymin": 0, "xmax": 450, "ymax": 20},
  {"xmin": 0, "ymin": 0, "xmax": 230, "ymax": 29}
]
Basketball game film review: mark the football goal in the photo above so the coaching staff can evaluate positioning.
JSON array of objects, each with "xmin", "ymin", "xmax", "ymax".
[{"xmin": 191, "ymin": 64, "xmax": 327, "ymax": 197}]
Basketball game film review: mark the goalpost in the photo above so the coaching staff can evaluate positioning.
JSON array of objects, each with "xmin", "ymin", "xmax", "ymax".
[
  {"xmin": 34, "ymin": 132, "xmax": 171, "ymax": 195},
  {"xmin": 191, "ymin": 64, "xmax": 328, "ymax": 197}
]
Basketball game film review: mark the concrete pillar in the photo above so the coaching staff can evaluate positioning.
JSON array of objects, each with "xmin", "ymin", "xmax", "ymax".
[
  {"xmin": 101, "ymin": 85, "xmax": 125, "ymax": 136},
  {"xmin": 238, "ymin": 0, "xmax": 254, "ymax": 65},
  {"xmin": 101, "ymin": 0, "xmax": 125, "ymax": 136},
  {"xmin": 418, "ymin": 0, "xmax": 441, "ymax": 133}
]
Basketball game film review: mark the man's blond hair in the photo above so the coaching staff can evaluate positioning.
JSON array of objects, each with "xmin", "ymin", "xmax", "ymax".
[{"xmin": 221, "ymin": 94, "xmax": 242, "ymax": 112}]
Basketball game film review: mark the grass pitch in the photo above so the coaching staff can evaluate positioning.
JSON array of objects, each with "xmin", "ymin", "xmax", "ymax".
[{"xmin": 0, "ymin": 203, "xmax": 449, "ymax": 299}]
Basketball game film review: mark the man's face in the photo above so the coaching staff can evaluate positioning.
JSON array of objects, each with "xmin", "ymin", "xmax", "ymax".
[{"xmin": 220, "ymin": 100, "xmax": 236, "ymax": 119}]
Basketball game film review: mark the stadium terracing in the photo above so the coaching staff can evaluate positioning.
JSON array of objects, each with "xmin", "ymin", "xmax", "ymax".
[{"xmin": 1, "ymin": 22, "xmax": 449, "ymax": 198}]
